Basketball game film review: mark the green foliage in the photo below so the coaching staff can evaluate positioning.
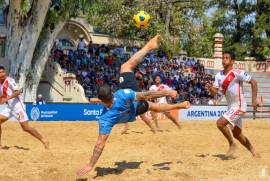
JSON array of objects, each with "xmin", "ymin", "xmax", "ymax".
[
  {"xmin": 210, "ymin": 0, "xmax": 270, "ymax": 60},
  {"xmin": 15, "ymin": 0, "xmax": 270, "ymax": 60},
  {"xmin": 21, "ymin": 0, "xmax": 32, "ymax": 17},
  {"xmin": 44, "ymin": 0, "xmax": 91, "ymax": 32},
  {"xmin": 85, "ymin": 0, "xmax": 270, "ymax": 60},
  {"xmin": 86, "ymin": 0, "xmax": 210, "ymax": 56}
]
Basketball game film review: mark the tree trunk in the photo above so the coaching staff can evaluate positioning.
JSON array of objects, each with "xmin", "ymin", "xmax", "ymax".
[
  {"xmin": 5, "ymin": 0, "xmax": 24, "ymax": 72},
  {"xmin": 165, "ymin": 0, "xmax": 173, "ymax": 38},
  {"xmin": 24, "ymin": 21, "xmax": 66, "ymax": 102},
  {"xmin": 5, "ymin": 0, "xmax": 50, "ymax": 93}
]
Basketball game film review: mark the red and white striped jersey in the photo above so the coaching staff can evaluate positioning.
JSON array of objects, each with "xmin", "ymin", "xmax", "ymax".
[
  {"xmin": 213, "ymin": 69, "xmax": 251, "ymax": 112},
  {"xmin": 0, "ymin": 77, "xmax": 23, "ymax": 107},
  {"xmin": 149, "ymin": 84, "xmax": 171, "ymax": 104}
]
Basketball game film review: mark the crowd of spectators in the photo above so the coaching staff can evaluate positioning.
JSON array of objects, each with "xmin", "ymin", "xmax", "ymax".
[{"xmin": 50, "ymin": 38, "xmax": 219, "ymax": 105}]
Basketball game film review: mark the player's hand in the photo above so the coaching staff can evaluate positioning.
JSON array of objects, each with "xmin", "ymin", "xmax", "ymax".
[
  {"xmin": 77, "ymin": 164, "xmax": 93, "ymax": 177},
  {"xmin": 0, "ymin": 97, "xmax": 8, "ymax": 104},
  {"xmin": 183, "ymin": 101, "xmax": 191, "ymax": 109},
  {"xmin": 205, "ymin": 83, "xmax": 211, "ymax": 91},
  {"xmin": 167, "ymin": 90, "xmax": 178, "ymax": 99},
  {"xmin": 252, "ymin": 99, "xmax": 259, "ymax": 111}
]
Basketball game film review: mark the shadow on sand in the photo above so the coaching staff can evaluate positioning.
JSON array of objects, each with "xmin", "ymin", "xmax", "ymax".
[
  {"xmin": 152, "ymin": 162, "xmax": 173, "ymax": 171},
  {"xmin": 76, "ymin": 178, "xmax": 88, "ymax": 181},
  {"xmin": 212, "ymin": 154, "xmax": 236, "ymax": 160},
  {"xmin": 1, "ymin": 145, "xmax": 30, "ymax": 151},
  {"xmin": 93, "ymin": 160, "xmax": 143, "ymax": 178}
]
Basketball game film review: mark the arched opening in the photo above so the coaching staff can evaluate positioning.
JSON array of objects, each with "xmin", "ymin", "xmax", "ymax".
[{"xmin": 56, "ymin": 20, "xmax": 91, "ymax": 45}]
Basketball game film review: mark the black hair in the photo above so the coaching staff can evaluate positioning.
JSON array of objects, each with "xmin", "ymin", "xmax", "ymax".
[
  {"xmin": 223, "ymin": 51, "xmax": 236, "ymax": 60},
  {"xmin": 0, "ymin": 65, "xmax": 5, "ymax": 70},
  {"xmin": 154, "ymin": 74, "xmax": 161, "ymax": 80},
  {"xmin": 97, "ymin": 84, "xmax": 113, "ymax": 102}
]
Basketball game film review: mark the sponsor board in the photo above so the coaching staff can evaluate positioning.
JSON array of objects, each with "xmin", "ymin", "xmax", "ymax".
[
  {"xmin": 26, "ymin": 104, "xmax": 104, "ymax": 121},
  {"xmin": 179, "ymin": 106, "xmax": 228, "ymax": 121},
  {"xmin": 1, "ymin": 104, "xmax": 256, "ymax": 122}
]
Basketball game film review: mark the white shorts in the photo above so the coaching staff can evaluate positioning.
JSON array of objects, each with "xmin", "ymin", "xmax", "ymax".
[
  {"xmin": 223, "ymin": 108, "xmax": 244, "ymax": 129},
  {"xmin": 0, "ymin": 104, "xmax": 29, "ymax": 123}
]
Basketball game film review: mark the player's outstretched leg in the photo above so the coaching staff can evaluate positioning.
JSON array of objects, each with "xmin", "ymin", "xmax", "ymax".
[
  {"xmin": 232, "ymin": 126, "xmax": 260, "ymax": 158},
  {"xmin": 216, "ymin": 117, "xmax": 237, "ymax": 156},
  {"xmin": 148, "ymin": 101, "xmax": 190, "ymax": 113},
  {"xmin": 120, "ymin": 35, "xmax": 160, "ymax": 73},
  {"xmin": 164, "ymin": 111, "xmax": 181, "ymax": 129},
  {"xmin": 150, "ymin": 111, "xmax": 161, "ymax": 131},
  {"xmin": 140, "ymin": 114, "xmax": 156, "ymax": 133},
  {"xmin": 121, "ymin": 115, "xmax": 155, "ymax": 134},
  {"xmin": 0, "ymin": 115, "xmax": 8, "ymax": 149},
  {"xmin": 20, "ymin": 122, "xmax": 49, "ymax": 149}
]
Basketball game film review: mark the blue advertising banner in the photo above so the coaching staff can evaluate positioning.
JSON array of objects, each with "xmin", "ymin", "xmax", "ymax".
[{"xmin": 26, "ymin": 104, "xmax": 104, "ymax": 121}]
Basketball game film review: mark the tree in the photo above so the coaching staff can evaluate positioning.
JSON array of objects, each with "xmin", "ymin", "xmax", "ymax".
[
  {"xmin": 87, "ymin": 0, "xmax": 209, "ymax": 57},
  {"xmin": 209, "ymin": 0, "xmax": 270, "ymax": 60},
  {"xmin": 252, "ymin": 0, "xmax": 270, "ymax": 59},
  {"xmin": 4, "ymin": 0, "xmax": 89, "ymax": 101}
]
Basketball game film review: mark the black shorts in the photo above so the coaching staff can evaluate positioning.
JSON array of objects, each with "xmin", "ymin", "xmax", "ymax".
[
  {"xmin": 136, "ymin": 100, "xmax": 149, "ymax": 116},
  {"xmin": 118, "ymin": 72, "xmax": 141, "ymax": 92},
  {"xmin": 118, "ymin": 72, "xmax": 148, "ymax": 115}
]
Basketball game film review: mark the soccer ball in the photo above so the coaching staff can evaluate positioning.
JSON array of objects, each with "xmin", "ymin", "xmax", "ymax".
[{"xmin": 133, "ymin": 11, "xmax": 150, "ymax": 29}]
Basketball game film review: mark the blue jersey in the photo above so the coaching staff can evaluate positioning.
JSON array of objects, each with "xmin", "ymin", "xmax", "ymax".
[{"xmin": 99, "ymin": 89, "xmax": 138, "ymax": 134}]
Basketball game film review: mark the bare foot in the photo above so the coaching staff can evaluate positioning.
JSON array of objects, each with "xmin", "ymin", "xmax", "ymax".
[
  {"xmin": 42, "ymin": 139, "xmax": 50, "ymax": 149},
  {"xmin": 226, "ymin": 144, "xmax": 237, "ymax": 157},
  {"xmin": 178, "ymin": 101, "xmax": 191, "ymax": 109},
  {"xmin": 156, "ymin": 127, "xmax": 162, "ymax": 132},
  {"xmin": 176, "ymin": 124, "xmax": 182, "ymax": 130},
  {"xmin": 146, "ymin": 35, "xmax": 161, "ymax": 50},
  {"xmin": 150, "ymin": 129, "xmax": 156, "ymax": 134},
  {"xmin": 252, "ymin": 152, "xmax": 261, "ymax": 159}
]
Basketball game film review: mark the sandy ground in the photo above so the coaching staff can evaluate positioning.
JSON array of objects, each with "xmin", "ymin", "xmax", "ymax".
[{"xmin": 0, "ymin": 120, "xmax": 269, "ymax": 181}]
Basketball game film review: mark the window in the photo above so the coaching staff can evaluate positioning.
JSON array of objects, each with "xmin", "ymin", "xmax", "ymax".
[
  {"xmin": 0, "ymin": 38, "xmax": 5, "ymax": 57},
  {"xmin": 0, "ymin": 7, "xmax": 4, "ymax": 25},
  {"xmin": 60, "ymin": 39, "xmax": 74, "ymax": 48}
]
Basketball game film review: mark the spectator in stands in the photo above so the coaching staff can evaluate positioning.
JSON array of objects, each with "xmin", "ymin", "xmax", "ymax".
[
  {"xmin": 77, "ymin": 37, "xmax": 86, "ymax": 52},
  {"xmin": 208, "ymin": 98, "xmax": 214, "ymax": 105},
  {"xmin": 36, "ymin": 94, "xmax": 46, "ymax": 105},
  {"xmin": 55, "ymin": 39, "xmax": 63, "ymax": 52},
  {"xmin": 51, "ymin": 39, "xmax": 218, "ymax": 105}
]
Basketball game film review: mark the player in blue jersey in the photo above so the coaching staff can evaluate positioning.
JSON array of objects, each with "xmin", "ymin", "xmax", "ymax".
[
  {"xmin": 77, "ymin": 85, "xmax": 189, "ymax": 177},
  {"xmin": 97, "ymin": 85, "xmax": 189, "ymax": 135},
  {"xmin": 77, "ymin": 35, "xmax": 190, "ymax": 177}
]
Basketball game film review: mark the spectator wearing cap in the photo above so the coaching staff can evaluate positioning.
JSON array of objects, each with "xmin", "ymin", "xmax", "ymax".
[{"xmin": 36, "ymin": 94, "xmax": 46, "ymax": 105}]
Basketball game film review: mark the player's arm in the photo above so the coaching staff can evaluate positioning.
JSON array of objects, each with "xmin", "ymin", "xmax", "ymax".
[
  {"xmin": 135, "ymin": 90, "xmax": 177, "ymax": 101},
  {"xmin": 77, "ymin": 134, "xmax": 109, "ymax": 177},
  {"xmin": 148, "ymin": 86, "xmax": 157, "ymax": 102},
  {"xmin": 0, "ymin": 89, "xmax": 21, "ymax": 104},
  {"xmin": 206, "ymin": 74, "xmax": 219, "ymax": 96},
  {"xmin": 238, "ymin": 71, "xmax": 258, "ymax": 111},
  {"xmin": 248, "ymin": 77, "xmax": 258, "ymax": 111},
  {"xmin": 205, "ymin": 83, "xmax": 218, "ymax": 96},
  {"xmin": 7, "ymin": 90, "xmax": 21, "ymax": 100},
  {"xmin": 89, "ymin": 98, "xmax": 102, "ymax": 103}
]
